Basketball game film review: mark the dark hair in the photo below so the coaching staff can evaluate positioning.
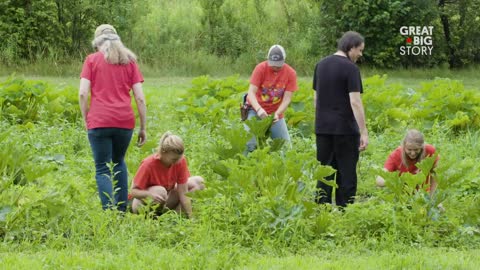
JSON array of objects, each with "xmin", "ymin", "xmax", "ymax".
[{"xmin": 337, "ymin": 31, "xmax": 364, "ymax": 56}]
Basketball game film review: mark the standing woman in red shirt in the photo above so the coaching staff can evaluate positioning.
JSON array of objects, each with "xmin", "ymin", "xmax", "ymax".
[
  {"xmin": 376, "ymin": 129, "xmax": 438, "ymax": 195},
  {"xmin": 79, "ymin": 24, "xmax": 147, "ymax": 212}
]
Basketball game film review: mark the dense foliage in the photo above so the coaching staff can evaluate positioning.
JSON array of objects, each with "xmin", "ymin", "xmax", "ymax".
[
  {"xmin": 0, "ymin": 75, "xmax": 478, "ymax": 269},
  {"xmin": 1, "ymin": 0, "xmax": 479, "ymax": 73}
]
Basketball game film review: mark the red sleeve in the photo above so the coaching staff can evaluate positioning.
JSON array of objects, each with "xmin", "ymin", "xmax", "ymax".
[
  {"xmin": 133, "ymin": 159, "xmax": 152, "ymax": 190},
  {"xmin": 80, "ymin": 55, "xmax": 92, "ymax": 80},
  {"xmin": 249, "ymin": 62, "xmax": 265, "ymax": 88},
  {"xmin": 129, "ymin": 61, "xmax": 144, "ymax": 85},
  {"xmin": 176, "ymin": 157, "xmax": 191, "ymax": 185},
  {"xmin": 384, "ymin": 147, "xmax": 401, "ymax": 172},
  {"xmin": 425, "ymin": 144, "xmax": 439, "ymax": 167},
  {"xmin": 285, "ymin": 66, "xmax": 298, "ymax": 92}
]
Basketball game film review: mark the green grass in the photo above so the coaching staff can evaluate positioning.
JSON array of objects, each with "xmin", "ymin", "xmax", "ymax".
[{"xmin": 1, "ymin": 247, "xmax": 478, "ymax": 269}]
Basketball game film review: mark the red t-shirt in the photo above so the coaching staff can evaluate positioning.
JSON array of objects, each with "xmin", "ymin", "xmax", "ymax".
[
  {"xmin": 249, "ymin": 61, "xmax": 297, "ymax": 117},
  {"xmin": 132, "ymin": 154, "xmax": 190, "ymax": 191},
  {"xmin": 384, "ymin": 144, "xmax": 437, "ymax": 174},
  {"xmin": 80, "ymin": 52, "xmax": 144, "ymax": 129}
]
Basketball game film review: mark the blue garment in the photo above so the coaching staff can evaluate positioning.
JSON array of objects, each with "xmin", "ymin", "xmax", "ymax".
[{"xmin": 88, "ymin": 128, "xmax": 133, "ymax": 211}]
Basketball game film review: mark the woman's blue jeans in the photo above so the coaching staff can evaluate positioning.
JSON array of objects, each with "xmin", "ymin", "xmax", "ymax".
[{"xmin": 88, "ymin": 128, "xmax": 133, "ymax": 212}]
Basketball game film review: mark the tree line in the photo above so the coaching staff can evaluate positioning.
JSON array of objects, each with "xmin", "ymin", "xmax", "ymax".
[{"xmin": 1, "ymin": 0, "xmax": 478, "ymax": 74}]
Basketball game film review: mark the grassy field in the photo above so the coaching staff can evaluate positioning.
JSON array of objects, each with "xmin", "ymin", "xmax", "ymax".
[
  {"xmin": 2, "ymin": 63, "xmax": 480, "ymax": 89},
  {"xmin": 1, "ymin": 248, "xmax": 478, "ymax": 269},
  {"xmin": 0, "ymin": 72, "xmax": 479, "ymax": 269}
]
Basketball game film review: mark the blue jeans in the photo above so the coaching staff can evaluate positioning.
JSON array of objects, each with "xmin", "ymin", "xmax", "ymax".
[
  {"xmin": 88, "ymin": 128, "xmax": 133, "ymax": 211},
  {"xmin": 245, "ymin": 109, "xmax": 291, "ymax": 152}
]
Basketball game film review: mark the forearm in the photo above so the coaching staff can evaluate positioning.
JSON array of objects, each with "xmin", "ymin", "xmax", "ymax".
[
  {"xmin": 78, "ymin": 78, "xmax": 91, "ymax": 123},
  {"xmin": 247, "ymin": 84, "xmax": 261, "ymax": 111},
  {"xmin": 137, "ymin": 100, "xmax": 147, "ymax": 131},
  {"xmin": 179, "ymin": 195, "xmax": 193, "ymax": 218},
  {"xmin": 130, "ymin": 188, "xmax": 151, "ymax": 200},
  {"xmin": 79, "ymin": 95, "xmax": 89, "ymax": 121},
  {"xmin": 275, "ymin": 92, "xmax": 293, "ymax": 115},
  {"xmin": 133, "ymin": 83, "xmax": 147, "ymax": 130},
  {"xmin": 351, "ymin": 99, "xmax": 367, "ymax": 134},
  {"xmin": 429, "ymin": 177, "xmax": 438, "ymax": 196}
]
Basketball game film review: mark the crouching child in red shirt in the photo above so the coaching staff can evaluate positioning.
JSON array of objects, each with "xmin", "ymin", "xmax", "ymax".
[{"xmin": 130, "ymin": 132, "xmax": 205, "ymax": 218}]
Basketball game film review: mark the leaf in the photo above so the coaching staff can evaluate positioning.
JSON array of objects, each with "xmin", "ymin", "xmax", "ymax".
[
  {"xmin": 314, "ymin": 163, "xmax": 336, "ymax": 180},
  {"xmin": 268, "ymin": 138, "xmax": 286, "ymax": 152},
  {"xmin": 314, "ymin": 164, "xmax": 337, "ymax": 188},
  {"xmin": 212, "ymin": 161, "xmax": 230, "ymax": 178},
  {"xmin": 318, "ymin": 178, "xmax": 338, "ymax": 188},
  {"xmin": 244, "ymin": 116, "xmax": 274, "ymax": 149},
  {"xmin": 415, "ymin": 154, "xmax": 438, "ymax": 175},
  {"xmin": 244, "ymin": 115, "xmax": 273, "ymax": 138}
]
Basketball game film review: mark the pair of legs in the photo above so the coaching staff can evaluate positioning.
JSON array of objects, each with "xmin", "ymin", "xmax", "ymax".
[
  {"xmin": 315, "ymin": 134, "xmax": 359, "ymax": 207},
  {"xmin": 245, "ymin": 109, "xmax": 290, "ymax": 152},
  {"xmin": 131, "ymin": 176, "xmax": 205, "ymax": 214},
  {"xmin": 88, "ymin": 128, "xmax": 133, "ymax": 212}
]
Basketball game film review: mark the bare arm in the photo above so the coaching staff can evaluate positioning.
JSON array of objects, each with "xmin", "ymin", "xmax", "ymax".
[
  {"xmin": 429, "ymin": 156, "xmax": 439, "ymax": 195},
  {"xmin": 177, "ymin": 183, "xmax": 193, "ymax": 218},
  {"xmin": 78, "ymin": 78, "xmax": 91, "ymax": 129},
  {"xmin": 429, "ymin": 174, "xmax": 438, "ymax": 196},
  {"xmin": 313, "ymin": 91, "xmax": 317, "ymax": 109},
  {"xmin": 132, "ymin": 83, "xmax": 147, "ymax": 146},
  {"xmin": 130, "ymin": 185, "xmax": 151, "ymax": 200},
  {"xmin": 130, "ymin": 184, "xmax": 165, "ymax": 203},
  {"xmin": 247, "ymin": 84, "xmax": 268, "ymax": 118},
  {"xmin": 376, "ymin": 168, "xmax": 390, "ymax": 187},
  {"xmin": 274, "ymin": 91, "xmax": 293, "ymax": 121},
  {"xmin": 349, "ymin": 92, "xmax": 368, "ymax": 151}
]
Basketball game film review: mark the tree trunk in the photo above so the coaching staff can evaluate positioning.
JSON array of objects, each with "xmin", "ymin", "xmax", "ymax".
[{"xmin": 438, "ymin": 0, "xmax": 457, "ymax": 68}]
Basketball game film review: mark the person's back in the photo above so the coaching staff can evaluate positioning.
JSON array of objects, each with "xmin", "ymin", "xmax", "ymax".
[
  {"xmin": 313, "ymin": 55, "xmax": 362, "ymax": 135},
  {"xmin": 79, "ymin": 24, "xmax": 147, "ymax": 212},
  {"xmin": 83, "ymin": 51, "xmax": 141, "ymax": 129}
]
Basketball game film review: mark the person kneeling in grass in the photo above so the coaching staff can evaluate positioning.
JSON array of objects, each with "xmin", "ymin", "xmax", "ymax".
[
  {"xmin": 376, "ymin": 129, "xmax": 439, "ymax": 193},
  {"xmin": 130, "ymin": 132, "xmax": 205, "ymax": 218}
]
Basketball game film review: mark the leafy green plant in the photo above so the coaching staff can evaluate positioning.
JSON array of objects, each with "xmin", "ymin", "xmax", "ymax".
[
  {"xmin": 1, "ymin": 75, "xmax": 479, "ymax": 267},
  {"xmin": 364, "ymin": 75, "xmax": 480, "ymax": 132},
  {"xmin": 0, "ymin": 76, "xmax": 79, "ymax": 124}
]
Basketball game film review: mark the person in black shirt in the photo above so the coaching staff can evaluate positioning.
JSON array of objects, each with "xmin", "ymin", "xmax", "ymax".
[{"xmin": 312, "ymin": 31, "xmax": 368, "ymax": 207}]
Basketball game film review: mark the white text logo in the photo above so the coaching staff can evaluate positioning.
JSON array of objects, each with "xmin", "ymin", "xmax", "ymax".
[{"xmin": 399, "ymin": 26, "xmax": 433, "ymax": 56}]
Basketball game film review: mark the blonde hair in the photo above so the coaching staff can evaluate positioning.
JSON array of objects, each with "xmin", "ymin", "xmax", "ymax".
[
  {"xmin": 91, "ymin": 27, "xmax": 137, "ymax": 65},
  {"xmin": 401, "ymin": 129, "xmax": 426, "ymax": 167},
  {"xmin": 157, "ymin": 132, "xmax": 184, "ymax": 155}
]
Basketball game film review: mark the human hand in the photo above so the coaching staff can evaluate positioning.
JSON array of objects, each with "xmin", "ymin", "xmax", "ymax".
[
  {"xmin": 82, "ymin": 117, "xmax": 88, "ymax": 131},
  {"xmin": 376, "ymin": 176, "xmax": 386, "ymax": 187},
  {"xmin": 359, "ymin": 133, "xmax": 368, "ymax": 151},
  {"xmin": 256, "ymin": 108, "xmax": 268, "ymax": 119},
  {"xmin": 273, "ymin": 111, "xmax": 280, "ymax": 122},
  {"xmin": 150, "ymin": 191, "xmax": 165, "ymax": 203},
  {"xmin": 137, "ymin": 129, "xmax": 147, "ymax": 147}
]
